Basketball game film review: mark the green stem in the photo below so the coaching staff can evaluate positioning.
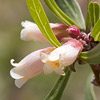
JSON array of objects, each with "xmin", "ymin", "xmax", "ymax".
[{"xmin": 44, "ymin": 66, "xmax": 72, "ymax": 100}]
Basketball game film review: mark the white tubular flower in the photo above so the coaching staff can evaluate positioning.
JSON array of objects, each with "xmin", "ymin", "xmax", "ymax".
[
  {"xmin": 40, "ymin": 39, "xmax": 83, "ymax": 75},
  {"xmin": 10, "ymin": 47, "xmax": 55, "ymax": 88},
  {"xmin": 21, "ymin": 20, "xmax": 68, "ymax": 41}
]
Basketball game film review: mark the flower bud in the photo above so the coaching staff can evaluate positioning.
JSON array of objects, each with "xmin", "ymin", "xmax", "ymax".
[
  {"xmin": 21, "ymin": 20, "xmax": 68, "ymax": 41},
  {"xmin": 66, "ymin": 25, "xmax": 82, "ymax": 39}
]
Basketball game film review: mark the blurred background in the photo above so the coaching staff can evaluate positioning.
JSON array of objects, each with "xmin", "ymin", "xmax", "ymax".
[{"xmin": 0, "ymin": 0, "xmax": 100, "ymax": 100}]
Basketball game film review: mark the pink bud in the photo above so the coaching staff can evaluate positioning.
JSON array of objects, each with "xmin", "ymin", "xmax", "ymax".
[{"xmin": 66, "ymin": 25, "xmax": 81, "ymax": 38}]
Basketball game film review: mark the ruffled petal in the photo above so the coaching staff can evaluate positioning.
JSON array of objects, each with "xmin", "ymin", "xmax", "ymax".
[
  {"xmin": 43, "ymin": 64, "xmax": 53, "ymax": 74},
  {"xmin": 10, "ymin": 68, "xmax": 24, "ymax": 79},
  {"xmin": 15, "ymin": 79, "xmax": 28, "ymax": 88},
  {"xmin": 55, "ymin": 67, "xmax": 65, "ymax": 76}
]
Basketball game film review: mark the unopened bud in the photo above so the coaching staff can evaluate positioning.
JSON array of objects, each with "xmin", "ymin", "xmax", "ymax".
[{"xmin": 66, "ymin": 25, "xmax": 81, "ymax": 39}]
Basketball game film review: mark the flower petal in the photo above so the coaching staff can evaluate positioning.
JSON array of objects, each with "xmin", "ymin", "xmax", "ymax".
[
  {"xmin": 55, "ymin": 67, "xmax": 65, "ymax": 76},
  {"xmin": 43, "ymin": 64, "xmax": 53, "ymax": 74},
  {"xmin": 48, "ymin": 46, "xmax": 67, "ymax": 61},
  {"xmin": 59, "ymin": 45, "xmax": 79, "ymax": 66},
  {"xmin": 10, "ymin": 68, "xmax": 24, "ymax": 79},
  {"xmin": 40, "ymin": 47, "xmax": 56, "ymax": 63},
  {"xmin": 15, "ymin": 79, "xmax": 28, "ymax": 88},
  {"xmin": 40, "ymin": 53, "xmax": 48, "ymax": 63}
]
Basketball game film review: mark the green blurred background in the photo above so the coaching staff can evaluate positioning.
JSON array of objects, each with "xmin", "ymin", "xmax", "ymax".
[{"xmin": 0, "ymin": 0, "xmax": 100, "ymax": 100}]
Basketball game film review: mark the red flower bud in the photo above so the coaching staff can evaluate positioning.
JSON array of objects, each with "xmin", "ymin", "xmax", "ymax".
[{"xmin": 66, "ymin": 25, "xmax": 82, "ymax": 38}]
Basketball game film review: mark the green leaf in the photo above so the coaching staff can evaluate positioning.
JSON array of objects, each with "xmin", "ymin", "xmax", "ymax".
[
  {"xmin": 84, "ymin": 73, "xmax": 96, "ymax": 100},
  {"xmin": 88, "ymin": 2, "xmax": 100, "ymax": 27},
  {"xmin": 86, "ymin": 0, "xmax": 91, "ymax": 32},
  {"xmin": 44, "ymin": 0, "xmax": 78, "ymax": 27},
  {"xmin": 91, "ymin": 19, "xmax": 100, "ymax": 41},
  {"xmin": 55, "ymin": 0, "xmax": 85, "ymax": 30},
  {"xmin": 26, "ymin": 0, "xmax": 61, "ymax": 48},
  {"xmin": 94, "ymin": 3, "xmax": 100, "ymax": 24},
  {"xmin": 80, "ymin": 43, "xmax": 100, "ymax": 64},
  {"xmin": 44, "ymin": 67, "xmax": 71, "ymax": 100},
  {"xmin": 86, "ymin": 11, "xmax": 91, "ymax": 32}
]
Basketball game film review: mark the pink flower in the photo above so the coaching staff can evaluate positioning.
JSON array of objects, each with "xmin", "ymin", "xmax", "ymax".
[
  {"xmin": 10, "ymin": 47, "xmax": 55, "ymax": 88},
  {"xmin": 21, "ymin": 20, "xmax": 68, "ymax": 41},
  {"xmin": 40, "ymin": 39, "xmax": 83, "ymax": 75},
  {"xmin": 10, "ymin": 39, "xmax": 83, "ymax": 88}
]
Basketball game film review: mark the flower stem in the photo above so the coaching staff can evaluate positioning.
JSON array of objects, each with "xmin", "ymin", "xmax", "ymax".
[{"xmin": 44, "ymin": 66, "xmax": 72, "ymax": 100}]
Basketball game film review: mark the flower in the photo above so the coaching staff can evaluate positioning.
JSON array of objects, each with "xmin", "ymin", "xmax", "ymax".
[
  {"xmin": 21, "ymin": 20, "xmax": 68, "ymax": 41},
  {"xmin": 10, "ymin": 39, "xmax": 83, "ymax": 88},
  {"xmin": 10, "ymin": 47, "xmax": 55, "ymax": 88},
  {"xmin": 40, "ymin": 39, "xmax": 83, "ymax": 75}
]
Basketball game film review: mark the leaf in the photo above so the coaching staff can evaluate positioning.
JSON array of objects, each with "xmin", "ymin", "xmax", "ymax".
[
  {"xmin": 91, "ymin": 19, "xmax": 100, "ymax": 41},
  {"xmin": 84, "ymin": 73, "xmax": 96, "ymax": 100},
  {"xmin": 88, "ymin": 2, "xmax": 100, "ymax": 27},
  {"xmin": 86, "ymin": 11, "xmax": 91, "ymax": 32},
  {"xmin": 94, "ymin": 3, "xmax": 100, "ymax": 24},
  {"xmin": 26, "ymin": 0, "xmax": 61, "ymax": 48},
  {"xmin": 44, "ymin": 0, "xmax": 78, "ymax": 27},
  {"xmin": 86, "ymin": 0, "xmax": 91, "ymax": 32},
  {"xmin": 80, "ymin": 43, "xmax": 100, "ymax": 64},
  {"xmin": 55, "ymin": 0, "xmax": 85, "ymax": 30},
  {"xmin": 44, "ymin": 67, "xmax": 71, "ymax": 100}
]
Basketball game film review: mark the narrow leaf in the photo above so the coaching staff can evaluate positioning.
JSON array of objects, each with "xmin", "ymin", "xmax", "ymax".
[
  {"xmin": 86, "ymin": 11, "xmax": 91, "ymax": 32},
  {"xmin": 26, "ymin": 0, "xmax": 61, "ymax": 48},
  {"xmin": 91, "ymin": 19, "xmax": 100, "ymax": 41},
  {"xmin": 86, "ymin": 0, "xmax": 91, "ymax": 32},
  {"xmin": 80, "ymin": 43, "xmax": 100, "ymax": 64},
  {"xmin": 55, "ymin": 0, "xmax": 85, "ymax": 30},
  {"xmin": 88, "ymin": 2, "xmax": 100, "ymax": 27},
  {"xmin": 44, "ymin": 0, "xmax": 78, "ymax": 27},
  {"xmin": 94, "ymin": 3, "xmax": 100, "ymax": 24},
  {"xmin": 89, "ymin": 2, "xmax": 94, "ymax": 27},
  {"xmin": 84, "ymin": 73, "xmax": 96, "ymax": 100},
  {"xmin": 44, "ymin": 67, "xmax": 71, "ymax": 100}
]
